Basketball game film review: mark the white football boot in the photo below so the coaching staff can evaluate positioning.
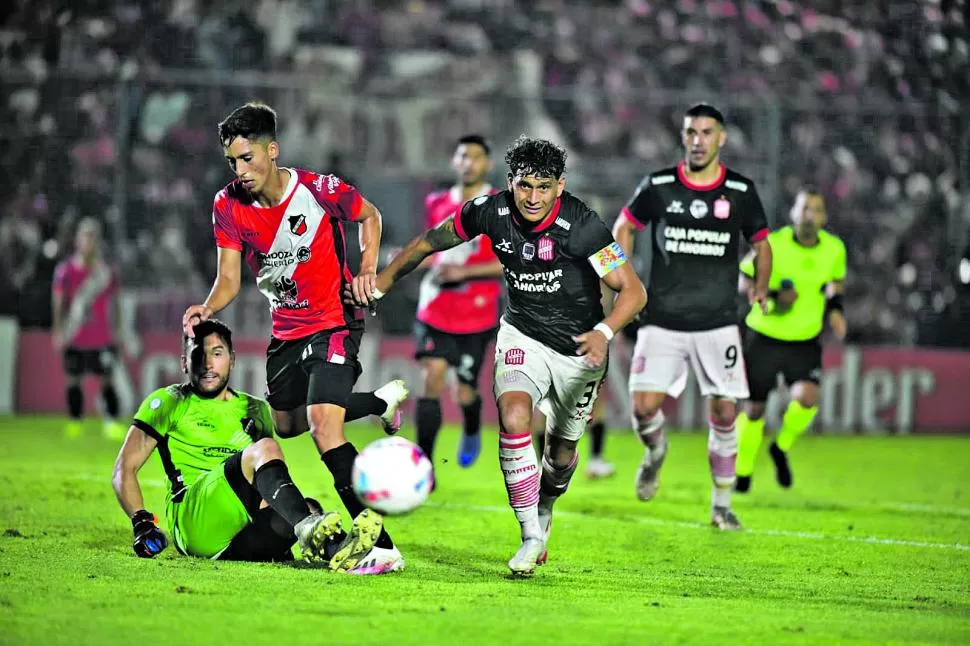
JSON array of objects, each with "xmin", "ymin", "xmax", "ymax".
[
  {"xmin": 375, "ymin": 379, "xmax": 409, "ymax": 435},
  {"xmin": 508, "ymin": 537, "xmax": 546, "ymax": 575},
  {"xmin": 346, "ymin": 545, "xmax": 407, "ymax": 575}
]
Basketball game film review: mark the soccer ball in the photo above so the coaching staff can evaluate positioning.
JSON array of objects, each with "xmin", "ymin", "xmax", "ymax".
[{"xmin": 352, "ymin": 437, "xmax": 434, "ymax": 516}]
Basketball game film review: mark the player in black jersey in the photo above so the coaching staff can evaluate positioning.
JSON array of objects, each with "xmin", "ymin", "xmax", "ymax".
[
  {"xmin": 349, "ymin": 136, "xmax": 646, "ymax": 575},
  {"xmin": 612, "ymin": 104, "xmax": 772, "ymax": 530}
]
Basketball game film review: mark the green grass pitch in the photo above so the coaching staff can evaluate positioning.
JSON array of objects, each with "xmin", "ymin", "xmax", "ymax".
[{"xmin": 1, "ymin": 416, "xmax": 968, "ymax": 645}]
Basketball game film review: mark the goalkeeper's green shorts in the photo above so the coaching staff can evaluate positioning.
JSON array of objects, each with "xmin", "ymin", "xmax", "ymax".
[{"xmin": 167, "ymin": 452, "xmax": 254, "ymax": 558}]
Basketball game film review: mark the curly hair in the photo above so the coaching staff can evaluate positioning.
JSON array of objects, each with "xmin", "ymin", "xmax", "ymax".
[
  {"xmin": 504, "ymin": 135, "xmax": 567, "ymax": 179},
  {"xmin": 218, "ymin": 102, "xmax": 277, "ymax": 147}
]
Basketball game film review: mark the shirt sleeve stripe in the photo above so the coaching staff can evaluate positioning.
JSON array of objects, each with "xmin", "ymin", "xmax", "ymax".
[
  {"xmin": 620, "ymin": 207, "xmax": 645, "ymax": 231},
  {"xmin": 749, "ymin": 228, "xmax": 769, "ymax": 243},
  {"xmin": 452, "ymin": 204, "xmax": 470, "ymax": 241},
  {"xmin": 133, "ymin": 419, "xmax": 163, "ymax": 441}
]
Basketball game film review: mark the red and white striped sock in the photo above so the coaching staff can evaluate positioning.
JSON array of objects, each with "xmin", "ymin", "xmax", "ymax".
[
  {"xmin": 499, "ymin": 431, "xmax": 541, "ymax": 540},
  {"xmin": 708, "ymin": 416, "xmax": 738, "ymax": 508}
]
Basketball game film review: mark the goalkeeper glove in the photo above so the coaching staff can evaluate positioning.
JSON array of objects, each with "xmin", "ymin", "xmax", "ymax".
[{"xmin": 132, "ymin": 509, "xmax": 168, "ymax": 558}]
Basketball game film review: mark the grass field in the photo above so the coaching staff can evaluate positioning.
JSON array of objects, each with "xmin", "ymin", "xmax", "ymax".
[{"xmin": 1, "ymin": 415, "xmax": 968, "ymax": 645}]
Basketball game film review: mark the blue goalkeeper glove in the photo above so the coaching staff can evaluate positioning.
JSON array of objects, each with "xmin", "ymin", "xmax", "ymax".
[{"xmin": 132, "ymin": 509, "xmax": 168, "ymax": 558}]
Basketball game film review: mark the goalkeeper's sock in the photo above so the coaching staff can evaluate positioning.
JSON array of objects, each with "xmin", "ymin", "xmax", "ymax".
[
  {"xmin": 500, "ymin": 430, "xmax": 541, "ymax": 540},
  {"xmin": 253, "ymin": 459, "xmax": 311, "ymax": 527},
  {"xmin": 735, "ymin": 412, "xmax": 765, "ymax": 478},
  {"xmin": 708, "ymin": 415, "xmax": 738, "ymax": 509},
  {"xmin": 776, "ymin": 401, "xmax": 817, "ymax": 453},
  {"xmin": 589, "ymin": 420, "xmax": 606, "ymax": 459},
  {"xmin": 415, "ymin": 398, "xmax": 442, "ymax": 460},
  {"xmin": 67, "ymin": 385, "xmax": 83, "ymax": 419},
  {"xmin": 321, "ymin": 442, "xmax": 394, "ymax": 549},
  {"xmin": 344, "ymin": 392, "xmax": 386, "ymax": 422},
  {"xmin": 101, "ymin": 383, "xmax": 120, "ymax": 418}
]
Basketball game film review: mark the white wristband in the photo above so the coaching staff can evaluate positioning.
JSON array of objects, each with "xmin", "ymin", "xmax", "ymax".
[
  {"xmin": 371, "ymin": 287, "xmax": 385, "ymax": 301},
  {"xmin": 594, "ymin": 322, "xmax": 614, "ymax": 342}
]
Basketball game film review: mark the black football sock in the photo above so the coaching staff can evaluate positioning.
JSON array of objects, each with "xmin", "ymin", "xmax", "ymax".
[
  {"xmin": 344, "ymin": 392, "xmax": 386, "ymax": 422},
  {"xmin": 589, "ymin": 421, "xmax": 606, "ymax": 458},
  {"xmin": 321, "ymin": 442, "xmax": 394, "ymax": 549},
  {"xmin": 416, "ymin": 397, "xmax": 442, "ymax": 459},
  {"xmin": 535, "ymin": 430, "xmax": 546, "ymax": 457},
  {"xmin": 253, "ymin": 460, "xmax": 311, "ymax": 527},
  {"xmin": 67, "ymin": 385, "xmax": 83, "ymax": 419},
  {"xmin": 461, "ymin": 396, "xmax": 483, "ymax": 437},
  {"xmin": 101, "ymin": 383, "xmax": 120, "ymax": 418}
]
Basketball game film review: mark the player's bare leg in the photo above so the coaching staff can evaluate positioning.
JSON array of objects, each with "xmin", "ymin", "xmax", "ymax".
[
  {"xmin": 735, "ymin": 400, "xmax": 767, "ymax": 493},
  {"xmin": 537, "ymin": 433, "xmax": 579, "ymax": 565},
  {"xmin": 497, "ymin": 391, "xmax": 545, "ymax": 575},
  {"xmin": 632, "ymin": 391, "xmax": 668, "ymax": 501},
  {"xmin": 416, "ymin": 357, "xmax": 448, "ymax": 475},
  {"xmin": 709, "ymin": 396, "xmax": 742, "ymax": 530},
  {"xmin": 64, "ymin": 374, "xmax": 84, "ymax": 439},
  {"xmin": 772, "ymin": 381, "xmax": 820, "ymax": 489},
  {"xmin": 456, "ymin": 382, "xmax": 483, "ymax": 468}
]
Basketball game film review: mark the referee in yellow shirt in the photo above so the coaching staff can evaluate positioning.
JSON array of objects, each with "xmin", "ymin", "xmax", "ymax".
[{"xmin": 735, "ymin": 187, "xmax": 847, "ymax": 492}]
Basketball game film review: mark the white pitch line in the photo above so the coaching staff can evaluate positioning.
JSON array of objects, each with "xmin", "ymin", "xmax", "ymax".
[{"xmin": 426, "ymin": 502, "xmax": 970, "ymax": 552}]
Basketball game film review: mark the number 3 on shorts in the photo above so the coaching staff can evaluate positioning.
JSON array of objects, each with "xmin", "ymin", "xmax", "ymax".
[{"xmin": 576, "ymin": 380, "xmax": 597, "ymax": 409}]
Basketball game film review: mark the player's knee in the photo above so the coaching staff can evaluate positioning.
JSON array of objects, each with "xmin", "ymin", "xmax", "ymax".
[
  {"xmin": 709, "ymin": 397, "xmax": 737, "ymax": 425},
  {"xmin": 498, "ymin": 397, "xmax": 532, "ymax": 436},
  {"xmin": 791, "ymin": 382, "xmax": 820, "ymax": 408},
  {"xmin": 744, "ymin": 401, "xmax": 767, "ymax": 420},
  {"xmin": 307, "ymin": 403, "xmax": 345, "ymax": 440},
  {"xmin": 273, "ymin": 408, "xmax": 309, "ymax": 438},
  {"xmin": 632, "ymin": 392, "xmax": 664, "ymax": 423},
  {"xmin": 545, "ymin": 435, "xmax": 577, "ymax": 468},
  {"xmin": 420, "ymin": 359, "xmax": 448, "ymax": 398},
  {"xmin": 249, "ymin": 437, "xmax": 284, "ymax": 461},
  {"xmin": 456, "ymin": 384, "xmax": 478, "ymax": 407}
]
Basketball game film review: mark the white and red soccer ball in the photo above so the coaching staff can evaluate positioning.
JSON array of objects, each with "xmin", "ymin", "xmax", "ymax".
[{"xmin": 352, "ymin": 437, "xmax": 434, "ymax": 516}]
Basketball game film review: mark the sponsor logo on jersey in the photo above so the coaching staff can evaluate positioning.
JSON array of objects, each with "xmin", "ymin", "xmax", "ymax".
[
  {"xmin": 589, "ymin": 242, "xmax": 627, "ymax": 278},
  {"xmin": 474, "ymin": 195, "xmax": 489, "ymax": 206},
  {"xmin": 296, "ymin": 246, "xmax": 312, "ymax": 263},
  {"xmin": 271, "ymin": 276, "xmax": 310, "ymax": 310},
  {"xmin": 495, "ymin": 239, "xmax": 514, "ymax": 254},
  {"xmin": 498, "ymin": 207, "xmax": 510, "ymax": 215},
  {"xmin": 663, "ymin": 225, "xmax": 731, "ymax": 256},
  {"xmin": 538, "ymin": 237, "xmax": 555, "ymax": 261},
  {"xmin": 504, "ymin": 348, "xmax": 525, "ymax": 365},
  {"xmin": 203, "ymin": 446, "xmax": 238, "ymax": 458},
  {"xmin": 522, "ymin": 242, "xmax": 535, "ymax": 260},
  {"xmin": 288, "ymin": 214, "xmax": 308, "ymax": 235},
  {"xmin": 257, "ymin": 249, "xmax": 308, "ymax": 268},
  {"xmin": 554, "ymin": 217, "xmax": 571, "ymax": 231},
  {"xmin": 666, "ymin": 201, "xmax": 684, "ymax": 214},
  {"xmin": 689, "ymin": 200, "xmax": 708, "ymax": 219},
  {"xmin": 651, "ymin": 174, "xmax": 675, "ymax": 185},
  {"xmin": 714, "ymin": 198, "xmax": 731, "ymax": 220},
  {"xmin": 725, "ymin": 179, "xmax": 748, "ymax": 192},
  {"xmin": 506, "ymin": 268, "xmax": 563, "ymax": 293}
]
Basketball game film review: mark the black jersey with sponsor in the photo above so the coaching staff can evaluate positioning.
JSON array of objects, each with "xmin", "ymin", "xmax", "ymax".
[
  {"xmin": 455, "ymin": 190, "xmax": 625, "ymax": 356},
  {"xmin": 621, "ymin": 162, "xmax": 768, "ymax": 332}
]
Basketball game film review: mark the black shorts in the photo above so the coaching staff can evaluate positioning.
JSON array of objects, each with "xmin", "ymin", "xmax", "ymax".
[
  {"xmin": 63, "ymin": 346, "xmax": 117, "ymax": 377},
  {"xmin": 743, "ymin": 330, "xmax": 822, "ymax": 402},
  {"xmin": 265, "ymin": 327, "xmax": 363, "ymax": 411},
  {"xmin": 413, "ymin": 321, "xmax": 496, "ymax": 387}
]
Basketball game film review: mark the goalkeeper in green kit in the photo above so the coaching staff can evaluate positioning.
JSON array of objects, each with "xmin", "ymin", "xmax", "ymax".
[
  {"xmin": 735, "ymin": 188, "xmax": 847, "ymax": 492},
  {"xmin": 111, "ymin": 319, "xmax": 382, "ymax": 568}
]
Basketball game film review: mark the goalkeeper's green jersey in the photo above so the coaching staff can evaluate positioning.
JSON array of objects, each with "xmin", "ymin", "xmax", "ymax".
[
  {"xmin": 133, "ymin": 384, "xmax": 275, "ymax": 502},
  {"xmin": 740, "ymin": 226, "xmax": 846, "ymax": 342}
]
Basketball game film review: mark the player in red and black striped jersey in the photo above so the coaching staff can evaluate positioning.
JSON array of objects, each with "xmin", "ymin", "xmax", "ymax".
[{"xmin": 182, "ymin": 103, "xmax": 408, "ymax": 574}]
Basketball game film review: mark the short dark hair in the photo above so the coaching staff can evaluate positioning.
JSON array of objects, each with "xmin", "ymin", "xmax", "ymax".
[
  {"xmin": 504, "ymin": 135, "xmax": 567, "ymax": 179},
  {"xmin": 218, "ymin": 102, "xmax": 278, "ymax": 147},
  {"xmin": 684, "ymin": 103, "xmax": 725, "ymax": 126},
  {"xmin": 457, "ymin": 134, "xmax": 491, "ymax": 155},
  {"xmin": 183, "ymin": 318, "xmax": 233, "ymax": 355}
]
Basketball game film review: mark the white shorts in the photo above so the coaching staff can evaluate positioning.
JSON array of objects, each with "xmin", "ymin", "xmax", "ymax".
[
  {"xmin": 629, "ymin": 324, "xmax": 749, "ymax": 400},
  {"xmin": 493, "ymin": 321, "xmax": 606, "ymax": 442}
]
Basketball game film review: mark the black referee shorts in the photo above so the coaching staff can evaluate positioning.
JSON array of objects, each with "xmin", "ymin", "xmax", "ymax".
[{"xmin": 743, "ymin": 330, "xmax": 822, "ymax": 403}]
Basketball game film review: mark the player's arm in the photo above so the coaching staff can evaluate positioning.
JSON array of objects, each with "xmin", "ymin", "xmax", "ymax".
[
  {"xmin": 112, "ymin": 425, "xmax": 168, "ymax": 558},
  {"xmin": 183, "ymin": 247, "xmax": 242, "ymax": 336},
  {"xmin": 349, "ymin": 198, "xmax": 383, "ymax": 305},
  {"xmin": 825, "ymin": 279, "xmax": 847, "ymax": 340},
  {"xmin": 612, "ymin": 213, "xmax": 639, "ymax": 259},
  {"xmin": 749, "ymin": 238, "xmax": 772, "ymax": 313},
  {"xmin": 441, "ymin": 258, "xmax": 504, "ymax": 282}
]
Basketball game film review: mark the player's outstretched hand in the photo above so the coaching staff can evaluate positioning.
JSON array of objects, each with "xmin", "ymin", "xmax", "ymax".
[
  {"xmin": 573, "ymin": 330, "xmax": 609, "ymax": 368},
  {"xmin": 433, "ymin": 263, "xmax": 466, "ymax": 285},
  {"xmin": 351, "ymin": 270, "xmax": 377, "ymax": 307},
  {"xmin": 182, "ymin": 304, "xmax": 213, "ymax": 337},
  {"xmin": 131, "ymin": 510, "xmax": 168, "ymax": 558}
]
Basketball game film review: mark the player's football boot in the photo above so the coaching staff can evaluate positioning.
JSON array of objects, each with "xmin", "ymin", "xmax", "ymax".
[
  {"xmin": 508, "ymin": 537, "xmax": 546, "ymax": 575},
  {"xmin": 64, "ymin": 420, "xmax": 83, "ymax": 439},
  {"xmin": 375, "ymin": 379, "xmax": 409, "ymax": 435},
  {"xmin": 710, "ymin": 506, "xmax": 743, "ymax": 531},
  {"xmin": 734, "ymin": 474, "xmax": 753, "ymax": 493},
  {"xmin": 326, "ymin": 509, "xmax": 384, "ymax": 572},
  {"xmin": 585, "ymin": 457, "xmax": 616, "ymax": 480},
  {"xmin": 634, "ymin": 438, "xmax": 668, "ymax": 501},
  {"xmin": 294, "ymin": 511, "xmax": 345, "ymax": 562},
  {"xmin": 103, "ymin": 419, "xmax": 126, "ymax": 441},
  {"xmin": 457, "ymin": 432, "xmax": 481, "ymax": 468},
  {"xmin": 536, "ymin": 496, "xmax": 554, "ymax": 566},
  {"xmin": 346, "ymin": 544, "xmax": 407, "ymax": 575},
  {"xmin": 769, "ymin": 441, "xmax": 793, "ymax": 488}
]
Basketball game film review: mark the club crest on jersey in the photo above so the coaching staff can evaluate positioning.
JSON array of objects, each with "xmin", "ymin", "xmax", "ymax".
[
  {"xmin": 538, "ymin": 237, "xmax": 555, "ymax": 261},
  {"xmin": 521, "ymin": 242, "xmax": 535, "ymax": 260},
  {"xmin": 288, "ymin": 214, "xmax": 308, "ymax": 236},
  {"xmin": 504, "ymin": 348, "xmax": 525, "ymax": 365},
  {"xmin": 714, "ymin": 198, "xmax": 731, "ymax": 220},
  {"xmin": 689, "ymin": 200, "xmax": 708, "ymax": 219}
]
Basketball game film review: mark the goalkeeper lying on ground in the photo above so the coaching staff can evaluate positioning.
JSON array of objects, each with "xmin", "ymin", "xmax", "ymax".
[{"xmin": 111, "ymin": 318, "xmax": 381, "ymax": 569}]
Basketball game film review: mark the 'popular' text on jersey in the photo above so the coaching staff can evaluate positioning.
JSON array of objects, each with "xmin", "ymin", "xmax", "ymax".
[
  {"xmin": 417, "ymin": 187, "xmax": 501, "ymax": 334},
  {"xmin": 133, "ymin": 384, "xmax": 275, "ymax": 503},
  {"xmin": 621, "ymin": 162, "xmax": 769, "ymax": 331},
  {"xmin": 212, "ymin": 168, "xmax": 365, "ymax": 340},
  {"xmin": 455, "ymin": 191, "xmax": 625, "ymax": 356}
]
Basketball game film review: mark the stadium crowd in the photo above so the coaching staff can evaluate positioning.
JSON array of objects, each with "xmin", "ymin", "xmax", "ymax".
[{"xmin": 0, "ymin": 0, "xmax": 967, "ymax": 346}]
